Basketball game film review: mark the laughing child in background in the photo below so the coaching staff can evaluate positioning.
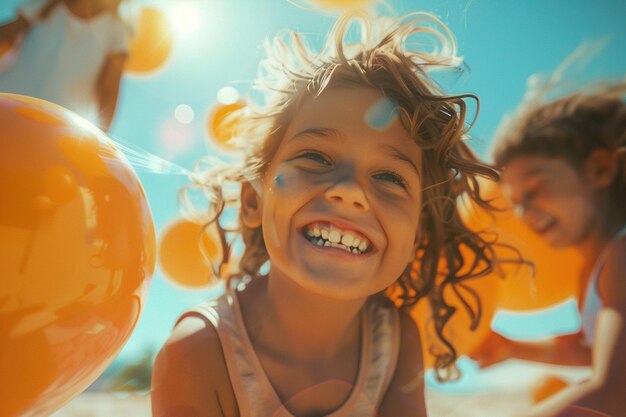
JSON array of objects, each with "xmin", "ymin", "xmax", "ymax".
[{"xmin": 477, "ymin": 82, "xmax": 626, "ymax": 416}]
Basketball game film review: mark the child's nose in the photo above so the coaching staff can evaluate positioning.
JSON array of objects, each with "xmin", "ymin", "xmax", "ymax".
[{"xmin": 324, "ymin": 180, "xmax": 370, "ymax": 212}]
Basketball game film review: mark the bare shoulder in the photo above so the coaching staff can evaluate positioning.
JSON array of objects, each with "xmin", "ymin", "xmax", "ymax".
[
  {"xmin": 597, "ymin": 235, "xmax": 626, "ymax": 312},
  {"xmin": 378, "ymin": 308, "xmax": 427, "ymax": 417},
  {"xmin": 151, "ymin": 313, "xmax": 239, "ymax": 417}
]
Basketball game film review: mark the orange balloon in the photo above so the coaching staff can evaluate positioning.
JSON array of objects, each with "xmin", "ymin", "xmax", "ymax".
[
  {"xmin": 157, "ymin": 218, "xmax": 223, "ymax": 288},
  {"xmin": 460, "ymin": 179, "xmax": 583, "ymax": 311},
  {"xmin": 125, "ymin": 7, "xmax": 173, "ymax": 74},
  {"xmin": 532, "ymin": 375, "xmax": 569, "ymax": 403},
  {"xmin": 206, "ymin": 102, "xmax": 246, "ymax": 150},
  {"xmin": 0, "ymin": 94, "xmax": 155, "ymax": 417}
]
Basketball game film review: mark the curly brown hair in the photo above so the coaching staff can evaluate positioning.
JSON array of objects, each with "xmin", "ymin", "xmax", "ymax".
[{"xmin": 184, "ymin": 11, "xmax": 500, "ymax": 379}]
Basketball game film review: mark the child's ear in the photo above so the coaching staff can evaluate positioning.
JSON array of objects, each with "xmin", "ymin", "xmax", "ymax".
[
  {"xmin": 584, "ymin": 148, "xmax": 618, "ymax": 188},
  {"xmin": 241, "ymin": 181, "xmax": 263, "ymax": 228}
]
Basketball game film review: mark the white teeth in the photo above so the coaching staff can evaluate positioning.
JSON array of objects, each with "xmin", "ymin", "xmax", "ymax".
[
  {"xmin": 328, "ymin": 230, "xmax": 341, "ymax": 243},
  {"xmin": 304, "ymin": 224, "xmax": 371, "ymax": 254},
  {"xmin": 341, "ymin": 233, "xmax": 354, "ymax": 246},
  {"xmin": 536, "ymin": 216, "xmax": 555, "ymax": 232}
]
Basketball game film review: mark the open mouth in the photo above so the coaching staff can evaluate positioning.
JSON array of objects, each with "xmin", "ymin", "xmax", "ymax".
[
  {"xmin": 533, "ymin": 215, "xmax": 556, "ymax": 234},
  {"xmin": 302, "ymin": 223, "xmax": 372, "ymax": 255}
]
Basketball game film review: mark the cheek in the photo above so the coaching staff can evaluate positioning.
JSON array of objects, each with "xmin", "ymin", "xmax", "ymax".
[
  {"xmin": 261, "ymin": 167, "xmax": 313, "ymax": 247},
  {"xmin": 267, "ymin": 165, "xmax": 319, "ymax": 194},
  {"xmin": 382, "ymin": 206, "xmax": 420, "ymax": 257}
]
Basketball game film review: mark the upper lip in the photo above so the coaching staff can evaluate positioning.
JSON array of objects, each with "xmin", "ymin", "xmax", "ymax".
[{"xmin": 298, "ymin": 216, "xmax": 381, "ymax": 251}]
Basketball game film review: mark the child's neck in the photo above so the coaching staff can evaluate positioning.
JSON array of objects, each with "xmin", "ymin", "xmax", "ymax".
[
  {"xmin": 240, "ymin": 274, "xmax": 364, "ymax": 362},
  {"xmin": 575, "ymin": 212, "xmax": 625, "ymax": 299},
  {"xmin": 576, "ymin": 210, "xmax": 625, "ymax": 262}
]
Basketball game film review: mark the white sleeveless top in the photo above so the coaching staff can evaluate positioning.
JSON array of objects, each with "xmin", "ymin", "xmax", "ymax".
[
  {"xmin": 0, "ymin": 0, "xmax": 129, "ymax": 124},
  {"xmin": 180, "ymin": 279, "xmax": 400, "ymax": 417},
  {"xmin": 580, "ymin": 226, "xmax": 626, "ymax": 347}
]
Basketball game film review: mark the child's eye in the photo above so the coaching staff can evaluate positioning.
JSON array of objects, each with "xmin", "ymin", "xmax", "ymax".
[
  {"xmin": 373, "ymin": 171, "xmax": 408, "ymax": 189},
  {"xmin": 521, "ymin": 181, "xmax": 547, "ymax": 204},
  {"xmin": 297, "ymin": 151, "xmax": 332, "ymax": 166}
]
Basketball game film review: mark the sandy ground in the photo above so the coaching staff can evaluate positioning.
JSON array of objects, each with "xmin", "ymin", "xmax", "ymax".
[
  {"xmin": 48, "ymin": 389, "xmax": 529, "ymax": 417},
  {"xmin": 50, "ymin": 361, "xmax": 591, "ymax": 417}
]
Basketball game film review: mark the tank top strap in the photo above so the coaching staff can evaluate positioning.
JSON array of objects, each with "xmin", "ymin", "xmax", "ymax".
[
  {"xmin": 179, "ymin": 286, "xmax": 276, "ymax": 417},
  {"xmin": 359, "ymin": 297, "xmax": 401, "ymax": 409},
  {"xmin": 580, "ymin": 225, "xmax": 626, "ymax": 347}
]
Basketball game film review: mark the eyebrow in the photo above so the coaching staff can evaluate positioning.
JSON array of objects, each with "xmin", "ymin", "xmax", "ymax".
[
  {"xmin": 289, "ymin": 127, "xmax": 421, "ymax": 178},
  {"xmin": 380, "ymin": 144, "xmax": 421, "ymax": 178},
  {"xmin": 289, "ymin": 127, "xmax": 341, "ymax": 142},
  {"xmin": 522, "ymin": 167, "xmax": 551, "ymax": 180}
]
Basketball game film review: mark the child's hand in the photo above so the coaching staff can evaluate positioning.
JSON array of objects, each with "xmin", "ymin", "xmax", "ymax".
[{"xmin": 467, "ymin": 330, "xmax": 512, "ymax": 368}]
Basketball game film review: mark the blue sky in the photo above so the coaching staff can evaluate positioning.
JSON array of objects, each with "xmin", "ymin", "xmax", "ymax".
[{"xmin": 2, "ymin": 0, "xmax": 625, "ymax": 383}]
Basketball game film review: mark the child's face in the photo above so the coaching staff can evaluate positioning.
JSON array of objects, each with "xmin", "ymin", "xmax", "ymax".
[
  {"xmin": 501, "ymin": 155, "xmax": 598, "ymax": 248},
  {"xmin": 251, "ymin": 87, "xmax": 423, "ymax": 300}
]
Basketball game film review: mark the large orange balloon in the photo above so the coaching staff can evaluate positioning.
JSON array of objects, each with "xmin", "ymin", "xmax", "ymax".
[
  {"xmin": 0, "ymin": 94, "xmax": 155, "ymax": 417},
  {"xmin": 157, "ymin": 218, "xmax": 223, "ymax": 288},
  {"xmin": 206, "ymin": 101, "xmax": 246, "ymax": 151},
  {"xmin": 125, "ymin": 7, "xmax": 173, "ymax": 75},
  {"xmin": 460, "ymin": 179, "xmax": 583, "ymax": 311}
]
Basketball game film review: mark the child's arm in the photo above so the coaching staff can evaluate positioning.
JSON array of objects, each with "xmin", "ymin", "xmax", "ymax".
[
  {"xmin": 95, "ymin": 52, "xmax": 128, "ymax": 131},
  {"xmin": 151, "ymin": 316, "xmax": 239, "ymax": 417},
  {"xmin": 378, "ymin": 310, "xmax": 427, "ymax": 417},
  {"xmin": 0, "ymin": 16, "xmax": 29, "ymax": 44},
  {"xmin": 472, "ymin": 330, "xmax": 591, "ymax": 368},
  {"xmin": 516, "ymin": 240, "xmax": 626, "ymax": 417}
]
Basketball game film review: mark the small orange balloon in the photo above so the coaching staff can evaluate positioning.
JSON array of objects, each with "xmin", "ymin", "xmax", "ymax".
[
  {"xmin": 532, "ymin": 375, "xmax": 569, "ymax": 403},
  {"xmin": 125, "ymin": 7, "xmax": 173, "ymax": 74},
  {"xmin": 157, "ymin": 218, "xmax": 223, "ymax": 288},
  {"xmin": 460, "ymin": 179, "xmax": 583, "ymax": 311},
  {"xmin": 206, "ymin": 102, "xmax": 246, "ymax": 150},
  {"xmin": 0, "ymin": 94, "xmax": 155, "ymax": 417}
]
